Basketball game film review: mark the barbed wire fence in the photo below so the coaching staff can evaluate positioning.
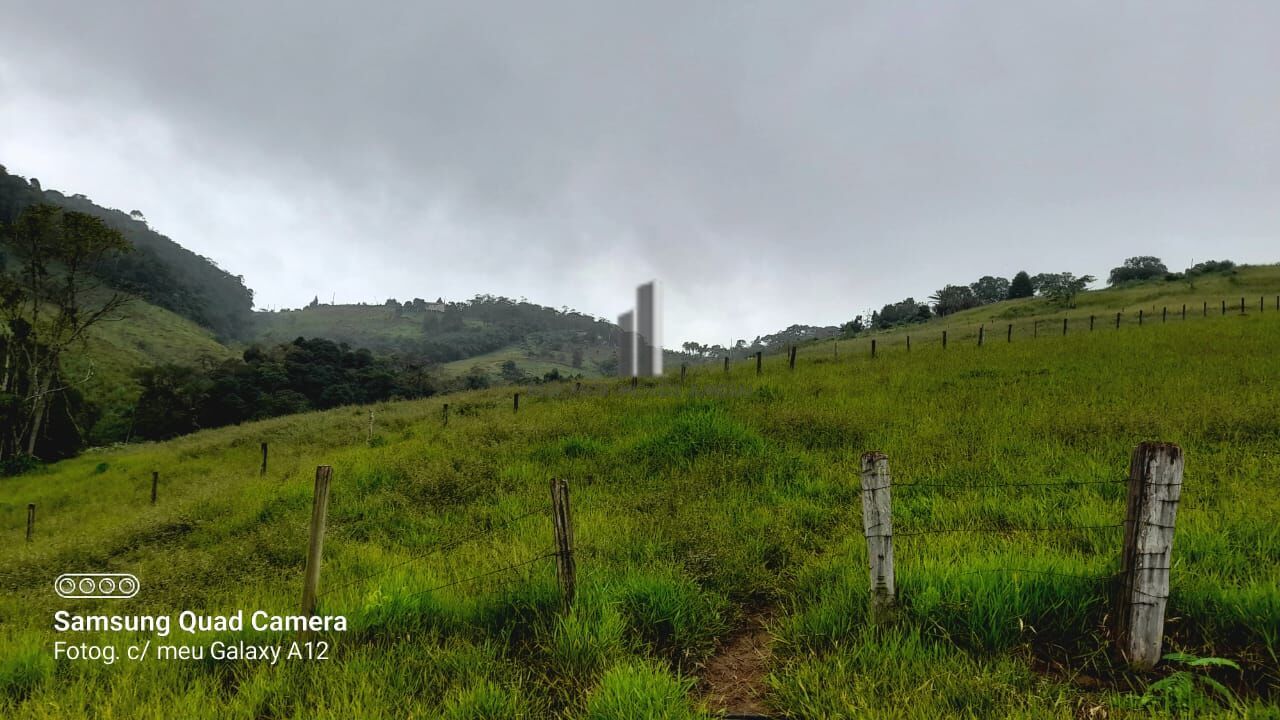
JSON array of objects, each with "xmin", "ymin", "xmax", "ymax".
[{"xmin": 857, "ymin": 442, "xmax": 1184, "ymax": 670}]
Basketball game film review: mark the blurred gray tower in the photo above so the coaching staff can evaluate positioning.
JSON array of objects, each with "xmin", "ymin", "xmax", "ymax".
[
  {"xmin": 617, "ymin": 310, "xmax": 636, "ymax": 377},
  {"xmin": 635, "ymin": 281, "xmax": 663, "ymax": 377}
]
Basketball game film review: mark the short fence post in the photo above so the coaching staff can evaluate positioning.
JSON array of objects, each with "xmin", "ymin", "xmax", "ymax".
[
  {"xmin": 859, "ymin": 452, "xmax": 895, "ymax": 623},
  {"xmin": 1090, "ymin": 315, "xmax": 1095, "ymax": 331},
  {"xmin": 368, "ymin": 410, "xmax": 375, "ymax": 442},
  {"xmin": 26, "ymin": 503, "xmax": 35, "ymax": 542},
  {"xmin": 300, "ymin": 466, "xmax": 333, "ymax": 622},
  {"xmin": 550, "ymin": 478, "xmax": 576, "ymax": 612},
  {"xmin": 978, "ymin": 325, "xmax": 984, "ymax": 346},
  {"xmin": 443, "ymin": 403, "xmax": 449, "ymax": 426},
  {"xmin": 151, "ymin": 471, "xmax": 159, "ymax": 505},
  {"xmin": 942, "ymin": 330, "xmax": 948, "ymax": 348},
  {"xmin": 788, "ymin": 346, "xmax": 797, "ymax": 370},
  {"xmin": 575, "ymin": 382, "xmax": 581, "ymax": 393},
  {"xmin": 1181, "ymin": 304, "xmax": 1186, "ymax": 321},
  {"xmin": 1162, "ymin": 307, "xmax": 1167, "ymax": 323},
  {"xmin": 1116, "ymin": 312, "xmax": 1121, "ymax": 329},
  {"xmin": 1240, "ymin": 296, "xmax": 1245, "ymax": 314},
  {"xmin": 1261, "ymin": 296, "xmax": 1265, "ymax": 313},
  {"xmin": 724, "ymin": 356, "xmax": 729, "ymax": 373},
  {"xmin": 260, "ymin": 442, "xmax": 268, "ymax": 475},
  {"xmin": 1116, "ymin": 442, "xmax": 1182, "ymax": 669},
  {"xmin": 1203, "ymin": 302, "xmax": 1207, "ymax": 317},
  {"xmin": 1062, "ymin": 318, "xmax": 1068, "ymax": 336},
  {"xmin": 871, "ymin": 339, "xmax": 877, "ymax": 358},
  {"xmin": 906, "ymin": 335, "xmax": 911, "ymax": 351},
  {"xmin": 756, "ymin": 351, "xmax": 762, "ymax": 375},
  {"xmin": 1138, "ymin": 309, "xmax": 1144, "ymax": 325},
  {"xmin": 1007, "ymin": 324, "xmax": 1012, "ymax": 342},
  {"xmin": 1221, "ymin": 300, "xmax": 1226, "ymax": 315},
  {"xmin": 513, "ymin": 392, "xmax": 520, "ymax": 412}
]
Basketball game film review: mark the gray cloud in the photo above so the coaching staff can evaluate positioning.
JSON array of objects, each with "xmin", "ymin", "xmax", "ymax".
[{"xmin": 1, "ymin": 1, "xmax": 1277, "ymax": 344}]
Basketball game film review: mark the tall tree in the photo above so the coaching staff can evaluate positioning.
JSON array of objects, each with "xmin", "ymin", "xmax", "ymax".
[
  {"xmin": 970, "ymin": 276, "xmax": 1011, "ymax": 304},
  {"xmin": 1108, "ymin": 256, "xmax": 1168, "ymax": 285},
  {"xmin": 1008, "ymin": 271, "xmax": 1034, "ymax": 299},
  {"xmin": 0, "ymin": 204, "xmax": 131, "ymax": 462}
]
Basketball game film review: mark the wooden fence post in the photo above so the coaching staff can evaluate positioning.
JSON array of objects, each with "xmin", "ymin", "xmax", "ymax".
[
  {"xmin": 978, "ymin": 325, "xmax": 984, "ymax": 346},
  {"xmin": 368, "ymin": 410, "xmax": 375, "ymax": 442},
  {"xmin": 1203, "ymin": 302, "xmax": 1207, "ymax": 317},
  {"xmin": 1007, "ymin": 324, "xmax": 1013, "ymax": 342},
  {"xmin": 1221, "ymin": 300, "xmax": 1226, "ymax": 316},
  {"xmin": 1138, "ymin": 309, "xmax": 1144, "ymax": 325},
  {"xmin": 1090, "ymin": 315, "xmax": 1095, "ymax": 331},
  {"xmin": 443, "ymin": 403, "xmax": 449, "ymax": 426},
  {"xmin": 871, "ymin": 339, "xmax": 877, "ymax": 358},
  {"xmin": 1162, "ymin": 307, "xmax": 1167, "ymax": 323},
  {"xmin": 1116, "ymin": 312, "xmax": 1121, "ymax": 329},
  {"xmin": 300, "ymin": 466, "xmax": 333, "ymax": 621},
  {"xmin": 151, "ymin": 471, "xmax": 159, "ymax": 505},
  {"xmin": 906, "ymin": 335, "xmax": 911, "ymax": 351},
  {"xmin": 859, "ymin": 452, "xmax": 895, "ymax": 622},
  {"xmin": 1240, "ymin": 296, "xmax": 1245, "ymax": 314},
  {"xmin": 1116, "ymin": 442, "xmax": 1183, "ymax": 669},
  {"xmin": 756, "ymin": 351, "xmax": 762, "ymax": 375},
  {"xmin": 26, "ymin": 503, "xmax": 34, "ymax": 542},
  {"xmin": 788, "ymin": 346, "xmax": 797, "ymax": 370},
  {"xmin": 1261, "ymin": 296, "xmax": 1265, "ymax": 313},
  {"xmin": 724, "ymin": 356, "xmax": 729, "ymax": 373},
  {"xmin": 260, "ymin": 442, "xmax": 268, "ymax": 475},
  {"xmin": 1181, "ymin": 304, "xmax": 1186, "ymax": 321},
  {"xmin": 1062, "ymin": 318, "xmax": 1068, "ymax": 336},
  {"xmin": 514, "ymin": 393, "xmax": 521, "ymax": 412},
  {"xmin": 550, "ymin": 478, "xmax": 576, "ymax": 612},
  {"xmin": 942, "ymin": 330, "xmax": 947, "ymax": 348}
]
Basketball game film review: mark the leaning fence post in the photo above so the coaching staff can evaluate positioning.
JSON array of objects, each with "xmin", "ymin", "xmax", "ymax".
[
  {"xmin": 756, "ymin": 351, "xmax": 762, "ymax": 375},
  {"xmin": 26, "ymin": 503, "xmax": 34, "ymax": 542},
  {"xmin": 300, "ymin": 465, "xmax": 333, "ymax": 622},
  {"xmin": 859, "ymin": 452, "xmax": 895, "ymax": 623},
  {"xmin": 550, "ymin": 478, "xmax": 576, "ymax": 612},
  {"xmin": 1116, "ymin": 442, "xmax": 1183, "ymax": 669},
  {"xmin": 151, "ymin": 471, "xmax": 159, "ymax": 505},
  {"xmin": 260, "ymin": 442, "xmax": 268, "ymax": 475}
]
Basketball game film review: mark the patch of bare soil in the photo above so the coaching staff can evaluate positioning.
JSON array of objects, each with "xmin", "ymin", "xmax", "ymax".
[{"xmin": 700, "ymin": 613, "xmax": 773, "ymax": 718}]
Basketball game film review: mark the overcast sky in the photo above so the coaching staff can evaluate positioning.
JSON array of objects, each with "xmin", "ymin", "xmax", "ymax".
[{"xmin": 1, "ymin": 2, "xmax": 1277, "ymax": 345}]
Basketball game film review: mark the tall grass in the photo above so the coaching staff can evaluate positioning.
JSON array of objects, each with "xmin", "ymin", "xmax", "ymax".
[{"xmin": 2, "ymin": 273, "xmax": 1279, "ymax": 717}]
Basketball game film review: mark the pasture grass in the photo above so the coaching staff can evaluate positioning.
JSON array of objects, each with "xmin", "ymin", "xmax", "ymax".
[{"xmin": 2, "ymin": 276, "xmax": 1279, "ymax": 717}]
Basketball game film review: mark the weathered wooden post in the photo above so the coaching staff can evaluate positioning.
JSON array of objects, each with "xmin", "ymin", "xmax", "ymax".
[
  {"xmin": 300, "ymin": 466, "xmax": 333, "ymax": 621},
  {"xmin": 1162, "ymin": 307, "xmax": 1167, "ymax": 323},
  {"xmin": 513, "ymin": 392, "xmax": 520, "ymax": 412},
  {"xmin": 788, "ymin": 346, "xmax": 797, "ymax": 370},
  {"xmin": 1181, "ymin": 304, "xmax": 1186, "ymax": 321},
  {"xmin": 1221, "ymin": 300, "xmax": 1226, "ymax": 316},
  {"xmin": 724, "ymin": 355, "xmax": 730, "ymax": 373},
  {"xmin": 1240, "ymin": 296, "xmax": 1245, "ymax": 314},
  {"xmin": 151, "ymin": 471, "xmax": 159, "ymax": 505},
  {"xmin": 860, "ymin": 452, "xmax": 895, "ymax": 623},
  {"xmin": 1007, "ymin": 324, "xmax": 1013, "ymax": 342},
  {"xmin": 906, "ymin": 335, "xmax": 911, "ymax": 351},
  {"xmin": 1116, "ymin": 312, "xmax": 1122, "ymax": 329},
  {"xmin": 260, "ymin": 442, "xmax": 268, "ymax": 475},
  {"xmin": 1203, "ymin": 301, "xmax": 1207, "ymax": 317},
  {"xmin": 978, "ymin": 325, "xmax": 984, "ymax": 346},
  {"xmin": 1116, "ymin": 442, "xmax": 1183, "ymax": 669},
  {"xmin": 871, "ymin": 339, "xmax": 877, "ymax": 358},
  {"xmin": 1138, "ymin": 309, "xmax": 1144, "ymax": 326},
  {"xmin": 1062, "ymin": 318, "xmax": 1068, "ymax": 335},
  {"xmin": 368, "ymin": 410, "xmax": 375, "ymax": 442},
  {"xmin": 26, "ymin": 503, "xmax": 34, "ymax": 542},
  {"xmin": 942, "ymin": 330, "xmax": 948, "ymax": 349},
  {"xmin": 550, "ymin": 478, "xmax": 576, "ymax": 612},
  {"xmin": 1261, "ymin": 296, "xmax": 1265, "ymax": 313},
  {"xmin": 1090, "ymin": 315, "xmax": 1095, "ymax": 331},
  {"xmin": 756, "ymin": 351, "xmax": 762, "ymax": 375},
  {"xmin": 443, "ymin": 403, "xmax": 449, "ymax": 426}
]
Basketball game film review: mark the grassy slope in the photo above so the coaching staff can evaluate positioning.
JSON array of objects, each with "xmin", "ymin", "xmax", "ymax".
[
  {"xmin": 61, "ymin": 296, "xmax": 233, "ymax": 443},
  {"xmin": 1, "ymin": 277, "xmax": 1278, "ymax": 718}
]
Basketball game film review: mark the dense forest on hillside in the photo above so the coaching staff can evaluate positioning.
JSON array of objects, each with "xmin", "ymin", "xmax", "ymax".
[{"xmin": 0, "ymin": 164, "xmax": 254, "ymax": 339}]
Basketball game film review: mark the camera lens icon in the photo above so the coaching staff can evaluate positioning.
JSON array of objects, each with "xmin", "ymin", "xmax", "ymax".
[{"xmin": 54, "ymin": 573, "xmax": 140, "ymax": 599}]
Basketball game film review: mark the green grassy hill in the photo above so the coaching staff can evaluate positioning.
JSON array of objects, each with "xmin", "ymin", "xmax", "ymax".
[
  {"xmin": 61, "ymin": 297, "xmax": 234, "ymax": 445},
  {"xmin": 2, "ymin": 277, "xmax": 1278, "ymax": 718}
]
